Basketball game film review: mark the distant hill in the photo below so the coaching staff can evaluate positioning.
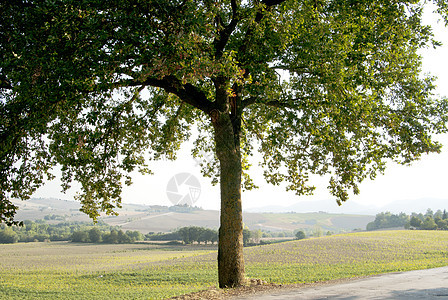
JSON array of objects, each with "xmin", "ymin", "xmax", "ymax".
[
  {"xmin": 246, "ymin": 198, "xmax": 448, "ymax": 215},
  {"xmin": 243, "ymin": 212, "xmax": 374, "ymax": 233},
  {"xmin": 11, "ymin": 198, "xmax": 375, "ymax": 234},
  {"xmin": 245, "ymin": 199, "xmax": 376, "ymax": 215},
  {"xmin": 12, "ymin": 197, "xmax": 91, "ymax": 222}
]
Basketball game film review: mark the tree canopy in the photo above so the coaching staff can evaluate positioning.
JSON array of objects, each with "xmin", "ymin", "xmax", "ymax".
[{"xmin": 2, "ymin": 0, "xmax": 448, "ymax": 287}]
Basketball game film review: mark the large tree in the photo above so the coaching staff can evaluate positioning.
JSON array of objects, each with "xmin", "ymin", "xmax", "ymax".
[{"xmin": 1, "ymin": 0, "xmax": 448, "ymax": 287}]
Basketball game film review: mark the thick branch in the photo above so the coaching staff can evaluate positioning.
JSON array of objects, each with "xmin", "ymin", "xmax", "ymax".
[
  {"xmin": 116, "ymin": 76, "xmax": 216, "ymax": 114},
  {"xmin": 241, "ymin": 96, "xmax": 257, "ymax": 109},
  {"xmin": 213, "ymin": 0, "xmax": 240, "ymax": 59},
  {"xmin": 212, "ymin": 0, "xmax": 286, "ymax": 60},
  {"xmin": 212, "ymin": 76, "xmax": 230, "ymax": 111}
]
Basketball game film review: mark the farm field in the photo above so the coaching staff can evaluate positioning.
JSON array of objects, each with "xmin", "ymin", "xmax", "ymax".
[
  {"xmin": 0, "ymin": 230, "xmax": 448, "ymax": 299},
  {"xmin": 12, "ymin": 198, "xmax": 374, "ymax": 233}
]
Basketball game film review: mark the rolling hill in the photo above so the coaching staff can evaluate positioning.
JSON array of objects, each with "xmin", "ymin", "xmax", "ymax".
[{"xmin": 11, "ymin": 197, "xmax": 374, "ymax": 233}]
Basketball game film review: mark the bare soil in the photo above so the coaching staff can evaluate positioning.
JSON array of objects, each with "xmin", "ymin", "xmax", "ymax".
[{"xmin": 170, "ymin": 277, "xmax": 363, "ymax": 300}]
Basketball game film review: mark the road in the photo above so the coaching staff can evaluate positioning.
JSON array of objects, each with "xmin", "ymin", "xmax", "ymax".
[{"xmin": 233, "ymin": 266, "xmax": 448, "ymax": 299}]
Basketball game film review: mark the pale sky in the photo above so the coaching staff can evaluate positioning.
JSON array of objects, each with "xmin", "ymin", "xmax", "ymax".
[{"xmin": 32, "ymin": 8, "xmax": 448, "ymax": 212}]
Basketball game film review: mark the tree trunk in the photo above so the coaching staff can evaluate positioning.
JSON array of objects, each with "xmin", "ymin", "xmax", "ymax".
[{"xmin": 211, "ymin": 109, "xmax": 245, "ymax": 288}]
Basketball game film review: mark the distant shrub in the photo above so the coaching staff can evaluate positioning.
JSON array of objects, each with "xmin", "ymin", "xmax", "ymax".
[
  {"xmin": 0, "ymin": 228, "xmax": 18, "ymax": 243},
  {"xmin": 71, "ymin": 231, "xmax": 89, "ymax": 243},
  {"xmin": 295, "ymin": 231, "xmax": 306, "ymax": 240}
]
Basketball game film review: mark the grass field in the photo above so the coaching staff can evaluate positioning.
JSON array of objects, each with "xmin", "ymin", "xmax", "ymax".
[{"xmin": 0, "ymin": 230, "xmax": 447, "ymax": 299}]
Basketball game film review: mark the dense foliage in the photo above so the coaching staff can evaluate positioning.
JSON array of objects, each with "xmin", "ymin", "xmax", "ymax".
[
  {"xmin": 295, "ymin": 230, "xmax": 306, "ymax": 240},
  {"xmin": 366, "ymin": 209, "xmax": 448, "ymax": 231},
  {"xmin": 366, "ymin": 212, "xmax": 410, "ymax": 231},
  {"xmin": 71, "ymin": 228, "xmax": 144, "ymax": 243},
  {"xmin": 0, "ymin": 217, "xmax": 120, "ymax": 243},
  {"xmin": 409, "ymin": 209, "xmax": 448, "ymax": 230},
  {"xmin": 147, "ymin": 226, "xmax": 218, "ymax": 244}
]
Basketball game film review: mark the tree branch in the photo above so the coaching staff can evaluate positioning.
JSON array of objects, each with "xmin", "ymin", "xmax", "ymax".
[
  {"xmin": 265, "ymin": 100, "xmax": 297, "ymax": 109},
  {"xmin": 115, "ymin": 76, "xmax": 216, "ymax": 114},
  {"xmin": 0, "ymin": 75, "xmax": 12, "ymax": 89},
  {"xmin": 213, "ymin": 0, "xmax": 240, "ymax": 59},
  {"xmin": 242, "ymin": 117, "xmax": 264, "ymax": 142},
  {"xmin": 241, "ymin": 96, "xmax": 257, "ymax": 109},
  {"xmin": 272, "ymin": 65, "xmax": 324, "ymax": 77},
  {"xmin": 236, "ymin": 0, "xmax": 282, "ymax": 83}
]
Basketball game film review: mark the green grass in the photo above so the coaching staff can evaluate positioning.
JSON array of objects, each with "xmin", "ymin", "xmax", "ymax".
[
  {"xmin": 1, "ymin": 231, "xmax": 448, "ymax": 299},
  {"xmin": 0, "ymin": 243, "xmax": 218, "ymax": 299},
  {"xmin": 245, "ymin": 230, "xmax": 448, "ymax": 283}
]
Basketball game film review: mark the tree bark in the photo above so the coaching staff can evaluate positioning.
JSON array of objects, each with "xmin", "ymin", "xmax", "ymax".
[{"xmin": 211, "ymin": 109, "xmax": 245, "ymax": 288}]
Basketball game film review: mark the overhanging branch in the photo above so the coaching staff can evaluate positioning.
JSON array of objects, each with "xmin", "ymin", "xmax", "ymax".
[{"xmin": 114, "ymin": 76, "xmax": 216, "ymax": 114}]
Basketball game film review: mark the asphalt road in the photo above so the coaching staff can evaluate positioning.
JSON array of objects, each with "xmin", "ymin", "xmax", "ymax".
[{"xmin": 234, "ymin": 266, "xmax": 448, "ymax": 299}]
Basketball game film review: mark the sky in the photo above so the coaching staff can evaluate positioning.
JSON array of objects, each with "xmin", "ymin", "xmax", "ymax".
[{"xmin": 32, "ymin": 7, "xmax": 448, "ymax": 213}]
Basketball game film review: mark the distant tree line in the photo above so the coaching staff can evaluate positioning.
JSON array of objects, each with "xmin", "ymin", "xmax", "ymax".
[
  {"xmin": 147, "ymin": 226, "xmax": 218, "ymax": 245},
  {"xmin": 133, "ymin": 204, "xmax": 203, "ymax": 214},
  {"xmin": 366, "ymin": 209, "xmax": 448, "ymax": 231},
  {"xmin": 0, "ymin": 217, "xmax": 116, "ymax": 244},
  {"xmin": 147, "ymin": 226, "xmax": 303, "ymax": 246},
  {"xmin": 409, "ymin": 209, "xmax": 448, "ymax": 230},
  {"xmin": 168, "ymin": 204, "xmax": 203, "ymax": 213},
  {"xmin": 71, "ymin": 228, "xmax": 144, "ymax": 244},
  {"xmin": 366, "ymin": 212, "xmax": 410, "ymax": 231},
  {"xmin": 0, "ymin": 215, "xmax": 329, "ymax": 245}
]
